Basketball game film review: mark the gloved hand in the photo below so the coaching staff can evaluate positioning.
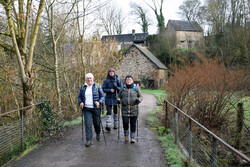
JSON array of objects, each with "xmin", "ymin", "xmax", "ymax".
[
  {"xmin": 117, "ymin": 99, "xmax": 121, "ymax": 104},
  {"xmin": 135, "ymin": 98, "xmax": 140, "ymax": 104}
]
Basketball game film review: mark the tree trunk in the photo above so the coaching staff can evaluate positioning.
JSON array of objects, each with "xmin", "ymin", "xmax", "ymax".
[
  {"xmin": 54, "ymin": 43, "xmax": 62, "ymax": 115},
  {"xmin": 1, "ymin": 0, "xmax": 44, "ymax": 114},
  {"xmin": 22, "ymin": 75, "xmax": 34, "ymax": 116},
  {"xmin": 64, "ymin": 72, "xmax": 77, "ymax": 113}
]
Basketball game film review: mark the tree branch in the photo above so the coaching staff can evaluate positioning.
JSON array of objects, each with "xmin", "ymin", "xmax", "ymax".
[
  {"xmin": 55, "ymin": 1, "xmax": 75, "ymax": 43},
  {"xmin": 23, "ymin": 0, "xmax": 32, "ymax": 54},
  {"xmin": 27, "ymin": 0, "xmax": 45, "ymax": 72},
  {"xmin": 0, "ymin": 42, "xmax": 14, "ymax": 52},
  {"xmin": 3, "ymin": 0, "xmax": 26, "ymax": 82},
  {"xmin": 0, "ymin": 32, "xmax": 11, "ymax": 37}
]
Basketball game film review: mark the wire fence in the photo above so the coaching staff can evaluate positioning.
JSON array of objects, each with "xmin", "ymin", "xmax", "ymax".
[
  {"xmin": 164, "ymin": 100, "xmax": 250, "ymax": 167},
  {"xmin": 0, "ymin": 103, "xmax": 44, "ymax": 164}
]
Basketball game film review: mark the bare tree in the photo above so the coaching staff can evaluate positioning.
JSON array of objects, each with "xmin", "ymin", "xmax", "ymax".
[
  {"xmin": 75, "ymin": 0, "xmax": 109, "ymax": 86},
  {"xmin": 229, "ymin": 0, "xmax": 249, "ymax": 27},
  {"xmin": 203, "ymin": 0, "xmax": 228, "ymax": 34},
  {"xmin": 178, "ymin": 0, "xmax": 203, "ymax": 22},
  {"xmin": 143, "ymin": 0, "xmax": 165, "ymax": 33},
  {"xmin": 130, "ymin": 2, "xmax": 151, "ymax": 33},
  {"xmin": 45, "ymin": 0, "xmax": 76, "ymax": 115},
  {"xmin": 96, "ymin": 4, "xmax": 127, "ymax": 35},
  {"xmin": 0, "ymin": 0, "xmax": 45, "ymax": 113},
  {"xmin": 203, "ymin": 0, "xmax": 249, "ymax": 68}
]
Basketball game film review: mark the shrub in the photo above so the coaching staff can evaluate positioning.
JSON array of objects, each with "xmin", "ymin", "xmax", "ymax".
[{"xmin": 165, "ymin": 56, "xmax": 247, "ymax": 129}]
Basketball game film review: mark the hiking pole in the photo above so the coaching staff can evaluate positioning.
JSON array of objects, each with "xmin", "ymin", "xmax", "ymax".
[
  {"xmin": 118, "ymin": 103, "xmax": 120, "ymax": 140},
  {"xmin": 136, "ymin": 117, "xmax": 139, "ymax": 142},
  {"xmin": 100, "ymin": 107, "xmax": 107, "ymax": 145},
  {"xmin": 116, "ymin": 90, "xmax": 121, "ymax": 141},
  {"xmin": 81, "ymin": 108, "xmax": 84, "ymax": 141}
]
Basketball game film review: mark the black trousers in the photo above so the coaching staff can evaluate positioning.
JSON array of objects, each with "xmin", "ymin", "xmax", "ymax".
[
  {"xmin": 122, "ymin": 116, "xmax": 137, "ymax": 133},
  {"xmin": 106, "ymin": 105, "xmax": 117, "ymax": 115},
  {"xmin": 83, "ymin": 107, "xmax": 100, "ymax": 141}
]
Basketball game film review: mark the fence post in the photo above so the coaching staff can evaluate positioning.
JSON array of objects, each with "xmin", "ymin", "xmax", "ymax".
[
  {"xmin": 188, "ymin": 118, "xmax": 192, "ymax": 162},
  {"xmin": 235, "ymin": 103, "xmax": 244, "ymax": 149},
  {"xmin": 212, "ymin": 136, "xmax": 217, "ymax": 167},
  {"xmin": 174, "ymin": 108, "xmax": 178, "ymax": 143},
  {"xmin": 165, "ymin": 101, "xmax": 169, "ymax": 128},
  {"xmin": 20, "ymin": 109, "xmax": 24, "ymax": 151}
]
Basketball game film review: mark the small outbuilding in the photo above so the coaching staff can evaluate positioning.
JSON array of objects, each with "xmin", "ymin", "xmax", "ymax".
[
  {"xmin": 116, "ymin": 43, "xmax": 168, "ymax": 89},
  {"xmin": 165, "ymin": 20, "xmax": 204, "ymax": 48}
]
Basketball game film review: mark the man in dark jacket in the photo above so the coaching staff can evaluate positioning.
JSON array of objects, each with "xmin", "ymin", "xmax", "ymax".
[
  {"xmin": 78, "ymin": 73, "xmax": 104, "ymax": 147},
  {"xmin": 102, "ymin": 68, "xmax": 122, "ymax": 131}
]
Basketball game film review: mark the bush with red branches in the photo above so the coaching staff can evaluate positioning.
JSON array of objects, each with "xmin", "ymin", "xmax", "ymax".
[{"xmin": 165, "ymin": 56, "xmax": 247, "ymax": 129}]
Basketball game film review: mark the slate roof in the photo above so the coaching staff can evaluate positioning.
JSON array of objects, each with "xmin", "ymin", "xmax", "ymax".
[
  {"xmin": 125, "ymin": 44, "xmax": 168, "ymax": 70},
  {"xmin": 168, "ymin": 20, "xmax": 203, "ymax": 32},
  {"xmin": 102, "ymin": 32, "xmax": 148, "ymax": 43}
]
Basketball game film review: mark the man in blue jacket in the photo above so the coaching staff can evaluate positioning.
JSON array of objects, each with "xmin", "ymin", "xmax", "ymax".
[
  {"xmin": 78, "ymin": 73, "xmax": 104, "ymax": 147},
  {"xmin": 102, "ymin": 68, "xmax": 122, "ymax": 131}
]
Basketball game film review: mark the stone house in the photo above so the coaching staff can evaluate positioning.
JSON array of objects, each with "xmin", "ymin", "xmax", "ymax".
[
  {"xmin": 165, "ymin": 20, "xmax": 204, "ymax": 48},
  {"xmin": 101, "ymin": 30, "xmax": 148, "ymax": 50},
  {"xmin": 116, "ymin": 44, "xmax": 168, "ymax": 89}
]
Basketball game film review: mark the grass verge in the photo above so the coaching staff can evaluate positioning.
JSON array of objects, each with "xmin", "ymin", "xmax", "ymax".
[
  {"xmin": 144, "ymin": 89, "xmax": 186, "ymax": 167},
  {"xmin": 241, "ymin": 96, "xmax": 250, "ymax": 127},
  {"xmin": 141, "ymin": 88, "xmax": 167, "ymax": 105},
  {"xmin": 0, "ymin": 136, "xmax": 40, "ymax": 166}
]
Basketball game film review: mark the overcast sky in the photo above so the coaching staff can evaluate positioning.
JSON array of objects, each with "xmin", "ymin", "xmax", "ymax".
[{"xmin": 112, "ymin": 0, "xmax": 184, "ymax": 34}]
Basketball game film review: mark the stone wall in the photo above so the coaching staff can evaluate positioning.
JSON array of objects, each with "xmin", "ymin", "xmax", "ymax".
[
  {"xmin": 176, "ymin": 31, "xmax": 204, "ymax": 48},
  {"xmin": 116, "ymin": 45, "xmax": 167, "ymax": 88},
  {"xmin": 165, "ymin": 22, "xmax": 204, "ymax": 49}
]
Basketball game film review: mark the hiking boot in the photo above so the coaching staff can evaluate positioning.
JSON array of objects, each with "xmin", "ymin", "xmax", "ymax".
[
  {"xmin": 131, "ymin": 138, "xmax": 135, "ymax": 143},
  {"xmin": 113, "ymin": 124, "xmax": 118, "ymax": 129},
  {"xmin": 125, "ymin": 136, "xmax": 129, "ymax": 142},
  {"xmin": 105, "ymin": 127, "xmax": 111, "ymax": 131},
  {"xmin": 96, "ymin": 133, "xmax": 100, "ymax": 141},
  {"xmin": 85, "ymin": 141, "xmax": 92, "ymax": 147}
]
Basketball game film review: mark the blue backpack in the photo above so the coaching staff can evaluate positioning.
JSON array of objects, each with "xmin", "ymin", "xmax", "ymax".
[{"xmin": 121, "ymin": 84, "xmax": 137, "ymax": 96}]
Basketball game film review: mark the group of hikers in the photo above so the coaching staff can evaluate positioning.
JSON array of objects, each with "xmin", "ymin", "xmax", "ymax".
[{"xmin": 78, "ymin": 68, "xmax": 143, "ymax": 147}]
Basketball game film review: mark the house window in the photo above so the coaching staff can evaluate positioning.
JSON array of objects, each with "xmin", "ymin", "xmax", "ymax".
[{"xmin": 188, "ymin": 41, "xmax": 192, "ymax": 48}]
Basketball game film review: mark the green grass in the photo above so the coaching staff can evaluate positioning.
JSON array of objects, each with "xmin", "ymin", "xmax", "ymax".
[
  {"xmin": 63, "ymin": 116, "xmax": 83, "ymax": 127},
  {"xmin": 227, "ymin": 96, "xmax": 250, "ymax": 127},
  {"xmin": 147, "ymin": 107, "xmax": 186, "ymax": 167},
  {"xmin": 0, "ymin": 136, "xmax": 40, "ymax": 166},
  {"xmin": 144, "ymin": 89, "xmax": 186, "ymax": 167},
  {"xmin": 241, "ymin": 96, "xmax": 250, "ymax": 127},
  {"xmin": 159, "ymin": 134, "xmax": 185, "ymax": 167},
  {"xmin": 141, "ymin": 88, "xmax": 165, "ymax": 97},
  {"xmin": 146, "ymin": 106, "xmax": 162, "ymax": 128},
  {"xmin": 141, "ymin": 88, "xmax": 167, "ymax": 105}
]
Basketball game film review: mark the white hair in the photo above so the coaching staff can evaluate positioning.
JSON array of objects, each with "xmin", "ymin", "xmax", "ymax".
[{"xmin": 85, "ymin": 73, "xmax": 94, "ymax": 79}]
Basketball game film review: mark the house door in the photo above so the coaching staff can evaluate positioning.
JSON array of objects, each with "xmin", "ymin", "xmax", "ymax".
[{"xmin": 147, "ymin": 79, "xmax": 154, "ymax": 89}]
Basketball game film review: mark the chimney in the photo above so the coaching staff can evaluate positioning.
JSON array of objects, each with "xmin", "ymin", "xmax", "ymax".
[{"xmin": 132, "ymin": 29, "xmax": 135, "ymax": 36}]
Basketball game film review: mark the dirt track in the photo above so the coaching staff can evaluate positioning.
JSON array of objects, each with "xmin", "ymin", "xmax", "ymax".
[{"xmin": 6, "ymin": 93, "xmax": 166, "ymax": 167}]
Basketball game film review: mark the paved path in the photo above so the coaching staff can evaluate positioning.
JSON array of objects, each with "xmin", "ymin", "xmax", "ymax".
[{"xmin": 6, "ymin": 93, "xmax": 166, "ymax": 167}]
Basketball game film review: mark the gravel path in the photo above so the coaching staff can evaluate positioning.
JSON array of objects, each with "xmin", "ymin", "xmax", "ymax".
[{"xmin": 6, "ymin": 93, "xmax": 166, "ymax": 167}]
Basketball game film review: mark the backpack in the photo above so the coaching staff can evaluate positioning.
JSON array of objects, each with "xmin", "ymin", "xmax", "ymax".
[
  {"xmin": 106, "ymin": 78, "xmax": 118, "ymax": 86},
  {"xmin": 121, "ymin": 85, "xmax": 138, "ymax": 96},
  {"xmin": 82, "ymin": 83, "xmax": 100, "ymax": 92}
]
